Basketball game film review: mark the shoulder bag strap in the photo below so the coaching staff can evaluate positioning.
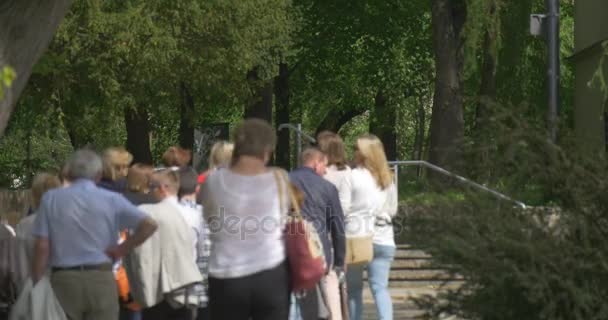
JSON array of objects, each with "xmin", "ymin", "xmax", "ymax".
[{"xmin": 272, "ymin": 169, "xmax": 302, "ymax": 219}]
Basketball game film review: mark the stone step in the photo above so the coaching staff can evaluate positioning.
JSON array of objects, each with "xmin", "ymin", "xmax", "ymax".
[
  {"xmin": 363, "ymin": 306, "xmax": 426, "ymax": 320},
  {"xmin": 391, "ymin": 258, "xmax": 433, "ymax": 269},
  {"xmin": 388, "ymin": 279, "xmax": 465, "ymax": 289},
  {"xmin": 362, "ymin": 288, "xmax": 463, "ymax": 320},
  {"xmin": 394, "ymin": 249, "xmax": 432, "ymax": 259},
  {"xmin": 366, "ymin": 269, "xmax": 463, "ymax": 282}
]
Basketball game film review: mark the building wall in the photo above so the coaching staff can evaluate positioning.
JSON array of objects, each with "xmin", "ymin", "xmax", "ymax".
[
  {"xmin": 574, "ymin": 1, "xmax": 608, "ymax": 52},
  {"xmin": 574, "ymin": 1, "xmax": 608, "ymax": 152},
  {"xmin": 0, "ymin": 189, "xmax": 31, "ymax": 226},
  {"xmin": 574, "ymin": 51, "xmax": 606, "ymax": 151}
]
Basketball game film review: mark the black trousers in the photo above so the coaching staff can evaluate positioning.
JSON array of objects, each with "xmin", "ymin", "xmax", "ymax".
[
  {"xmin": 142, "ymin": 300, "xmax": 192, "ymax": 320},
  {"xmin": 209, "ymin": 262, "xmax": 290, "ymax": 320}
]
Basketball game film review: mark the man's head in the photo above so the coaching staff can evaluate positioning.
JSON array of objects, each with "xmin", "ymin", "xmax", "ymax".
[
  {"xmin": 65, "ymin": 149, "xmax": 103, "ymax": 182},
  {"xmin": 178, "ymin": 167, "xmax": 199, "ymax": 199},
  {"xmin": 300, "ymin": 147, "xmax": 328, "ymax": 176},
  {"xmin": 150, "ymin": 169, "xmax": 180, "ymax": 201}
]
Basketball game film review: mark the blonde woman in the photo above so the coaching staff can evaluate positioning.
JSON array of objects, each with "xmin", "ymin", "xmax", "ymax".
[
  {"xmin": 197, "ymin": 141, "xmax": 234, "ymax": 185},
  {"xmin": 346, "ymin": 134, "xmax": 398, "ymax": 320},
  {"xmin": 99, "ymin": 147, "xmax": 133, "ymax": 192}
]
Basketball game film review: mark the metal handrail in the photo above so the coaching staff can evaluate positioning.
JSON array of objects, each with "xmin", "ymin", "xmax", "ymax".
[
  {"xmin": 278, "ymin": 123, "xmax": 316, "ymax": 167},
  {"xmin": 278, "ymin": 123, "xmax": 316, "ymax": 143},
  {"xmin": 389, "ymin": 160, "xmax": 527, "ymax": 209}
]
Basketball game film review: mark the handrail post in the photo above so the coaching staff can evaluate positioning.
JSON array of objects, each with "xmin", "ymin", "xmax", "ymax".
[
  {"xmin": 278, "ymin": 123, "xmax": 316, "ymax": 169},
  {"xmin": 296, "ymin": 123, "xmax": 302, "ymax": 167}
]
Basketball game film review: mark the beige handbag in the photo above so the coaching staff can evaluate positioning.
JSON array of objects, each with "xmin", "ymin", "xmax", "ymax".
[{"xmin": 345, "ymin": 236, "xmax": 373, "ymax": 265}]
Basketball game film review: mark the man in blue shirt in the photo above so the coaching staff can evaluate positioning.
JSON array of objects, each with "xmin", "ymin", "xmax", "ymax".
[
  {"xmin": 289, "ymin": 147, "xmax": 346, "ymax": 320},
  {"xmin": 32, "ymin": 149, "xmax": 158, "ymax": 320}
]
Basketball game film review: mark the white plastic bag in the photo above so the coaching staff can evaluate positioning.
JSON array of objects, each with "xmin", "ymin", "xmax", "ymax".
[{"xmin": 9, "ymin": 277, "xmax": 67, "ymax": 320}]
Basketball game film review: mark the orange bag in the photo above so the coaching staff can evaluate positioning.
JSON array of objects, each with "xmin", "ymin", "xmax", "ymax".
[{"xmin": 116, "ymin": 232, "xmax": 141, "ymax": 311}]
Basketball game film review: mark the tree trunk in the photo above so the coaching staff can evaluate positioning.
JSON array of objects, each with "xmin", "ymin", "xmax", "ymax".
[
  {"xmin": 125, "ymin": 106, "xmax": 153, "ymax": 165},
  {"xmin": 428, "ymin": 0, "xmax": 466, "ymax": 172},
  {"xmin": 179, "ymin": 81, "xmax": 195, "ymax": 153},
  {"xmin": 497, "ymin": 1, "xmax": 534, "ymax": 104},
  {"xmin": 315, "ymin": 107, "xmax": 367, "ymax": 137},
  {"xmin": 474, "ymin": 2, "xmax": 500, "ymax": 180},
  {"xmin": 244, "ymin": 67, "xmax": 273, "ymax": 123},
  {"xmin": 274, "ymin": 63, "xmax": 291, "ymax": 169},
  {"xmin": 475, "ymin": 2, "xmax": 499, "ymax": 132},
  {"xmin": 63, "ymin": 108, "xmax": 93, "ymax": 149},
  {"xmin": 370, "ymin": 90, "xmax": 397, "ymax": 161},
  {"xmin": 0, "ymin": 0, "xmax": 73, "ymax": 137}
]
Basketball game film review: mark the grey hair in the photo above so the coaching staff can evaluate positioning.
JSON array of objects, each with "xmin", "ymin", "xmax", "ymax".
[{"xmin": 65, "ymin": 149, "xmax": 103, "ymax": 181}]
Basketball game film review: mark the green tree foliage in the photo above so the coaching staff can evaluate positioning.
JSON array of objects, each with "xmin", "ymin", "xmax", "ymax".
[
  {"xmin": 403, "ymin": 117, "xmax": 608, "ymax": 319},
  {"xmin": 0, "ymin": 0, "xmax": 294, "ymax": 186},
  {"xmin": 292, "ymin": 0, "xmax": 434, "ymax": 161}
]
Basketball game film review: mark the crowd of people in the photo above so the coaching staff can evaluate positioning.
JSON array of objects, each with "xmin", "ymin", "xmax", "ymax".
[{"xmin": 1, "ymin": 118, "xmax": 399, "ymax": 320}]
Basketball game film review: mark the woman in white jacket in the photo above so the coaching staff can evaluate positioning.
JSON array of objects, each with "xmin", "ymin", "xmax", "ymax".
[
  {"xmin": 317, "ymin": 131, "xmax": 351, "ymax": 320},
  {"xmin": 346, "ymin": 134, "xmax": 398, "ymax": 320}
]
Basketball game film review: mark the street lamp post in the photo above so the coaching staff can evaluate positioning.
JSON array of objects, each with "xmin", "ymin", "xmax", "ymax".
[
  {"xmin": 546, "ymin": 0, "xmax": 560, "ymax": 143},
  {"xmin": 531, "ymin": 0, "xmax": 560, "ymax": 143}
]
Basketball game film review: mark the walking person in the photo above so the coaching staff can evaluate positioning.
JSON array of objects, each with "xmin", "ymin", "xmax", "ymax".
[
  {"xmin": 14, "ymin": 173, "xmax": 61, "ymax": 290},
  {"xmin": 176, "ymin": 167, "xmax": 210, "ymax": 320},
  {"xmin": 119, "ymin": 164, "xmax": 158, "ymax": 320},
  {"xmin": 124, "ymin": 169, "xmax": 203, "ymax": 320},
  {"xmin": 98, "ymin": 147, "xmax": 133, "ymax": 192},
  {"xmin": 162, "ymin": 146, "xmax": 192, "ymax": 168},
  {"xmin": 345, "ymin": 135, "xmax": 398, "ymax": 320},
  {"xmin": 198, "ymin": 119, "xmax": 290, "ymax": 320},
  {"xmin": 289, "ymin": 147, "xmax": 346, "ymax": 320},
  {"xmin": 197, "ymin": 140, "xmax": 233, "ymax": 185},
  {"xmin": 31, "ymin": 149, "xmax": 158, "ymax": 320},
  {"xmin": 317, "ymin": 131, "xmax": 353, "ymax": 320},
  {"xmin": 123, "ymin": 164, "xmax": 157, "ymax": 206}
]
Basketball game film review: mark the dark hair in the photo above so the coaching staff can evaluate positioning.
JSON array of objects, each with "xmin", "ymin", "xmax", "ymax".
[
  {"xmin": 316, "ymin": 131, "xmax": 348, "ymax": 170},
  {"xmin": 162, "ymin": 146, "xmax": 192, "ymax": 167},
  {"xmin": 232, "ymin": 119, "xmax": 277, "ymax": 163},
  {"xmin": 178, "ymin": 167, "xmax": 198, "ymax": 198}
]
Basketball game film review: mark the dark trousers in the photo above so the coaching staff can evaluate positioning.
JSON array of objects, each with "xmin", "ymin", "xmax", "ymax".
[
  {"xmin": 209, "ymin": 262, "xmax": 290, "ymax": 320},
  {"xmin": 195, "ymin": 307, "xmax": 209, "ymax": 320},
  {"xmin": 142, "ymin": 300, "xmax": 192, "ymax": 320},
  {"xmin": 119, "ymin": 307, "xmax": 142, "ymax": 320}
]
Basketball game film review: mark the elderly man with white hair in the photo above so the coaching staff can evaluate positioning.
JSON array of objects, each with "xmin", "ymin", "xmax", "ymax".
[{"xmin": 31, "ymin": 149, "xmax": 158, "ymax": 320}]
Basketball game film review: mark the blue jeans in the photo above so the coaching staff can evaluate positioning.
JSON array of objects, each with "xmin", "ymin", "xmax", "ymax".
[{"xmin": 346, "ymin": 244, "xmax": 395, "ymax": 320}]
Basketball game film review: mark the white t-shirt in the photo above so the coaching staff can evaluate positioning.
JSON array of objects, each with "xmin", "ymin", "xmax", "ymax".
[{"xmin": 200, "ymin": 168, "xmax": 288, "ymax": 279}]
